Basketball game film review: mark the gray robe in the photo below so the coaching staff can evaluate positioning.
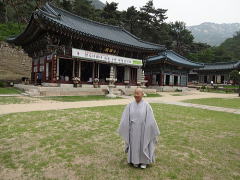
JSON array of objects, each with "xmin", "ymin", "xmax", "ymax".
[{"xmin": 118, "ymin": 100, "xmax": 160, "ymax": 165}]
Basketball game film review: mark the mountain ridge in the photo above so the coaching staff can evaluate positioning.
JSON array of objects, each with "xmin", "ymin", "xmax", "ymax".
[{"xmin": 187, "ymin": 22, "xmax": 240, "ymax": 46}]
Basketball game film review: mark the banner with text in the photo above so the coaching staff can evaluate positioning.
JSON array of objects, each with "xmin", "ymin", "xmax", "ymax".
[{"xmin": 72, "ymin": 48, "xmax": 142, "ymax": 66}]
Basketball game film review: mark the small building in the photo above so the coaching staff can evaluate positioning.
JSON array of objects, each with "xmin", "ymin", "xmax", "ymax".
[
  {"xmin": 144, "ymin": 50, "xmax": 203, "ymax": 89},
  {"xmin": 196, "ymin": 61, "xmax": 240, "ymax": 84},
  {"xmin": 7, "ymin": 3, "xmax": 164, "ymax": 88}
]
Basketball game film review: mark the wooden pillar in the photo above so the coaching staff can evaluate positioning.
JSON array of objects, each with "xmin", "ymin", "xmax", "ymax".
[
  {"xmin": 92, "ymin": 62, "xmax": 95, "ymax": 81},
  {"xmin": 124, "ymin": 66, "xmax": 130, "ymax": 84},
  {"xmin": 72, "ymin": 59, "xmax": 75, "ymax": 78},
  {"xmin": 43, "ymin": 56, "xmax": 46, "ymax": 82},
  {"xmin": 98, "ymin": 63, "xmax": 99, "ymax": 79},
  {"xmin": 56, "ymin": 57, "xmax": 59, "ymax": 80},
  {"xmin": 52, "ymin": 55, "xmax": 57, "ymax": 83},
  {"xmin": 178, "ymin": 75, "xmax": 181, "ymax": 86},
  {"xmin": 163, "ymin": 73, "xmax": 166, "ymax": 86},
  {"xmin": 31, "ymin": 59, "xmax": 34, "ymax": 84},
  {"xmin": 137, "ymin": 68, "xmax": 142, "ymax": 85},
  {"xmin": 160, "ymin": 73, "xmax": 164, "ymax": 86},
  {"xmin": 78, "ymin": 61, "xmax": 81, "ymax": 78}
]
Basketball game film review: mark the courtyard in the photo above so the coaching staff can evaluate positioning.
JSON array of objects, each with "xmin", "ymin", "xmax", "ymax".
[{"xmin": 0, "ymin": 89, "xmax": 239, "ymax": 179}]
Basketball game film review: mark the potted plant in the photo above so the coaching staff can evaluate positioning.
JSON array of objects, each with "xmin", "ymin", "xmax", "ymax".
[
  {"xmin": 72, "ymin": 77, "xmax": 80, "ymax": 87},
  {"xmin": 93, "ymin": 78, "xmax": 99, "ymax": 88}
]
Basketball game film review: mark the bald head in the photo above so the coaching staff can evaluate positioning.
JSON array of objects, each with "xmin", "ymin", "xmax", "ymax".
[{"xmin": 134, "ymin": 88, "xmax": 144, "ymax": 103}]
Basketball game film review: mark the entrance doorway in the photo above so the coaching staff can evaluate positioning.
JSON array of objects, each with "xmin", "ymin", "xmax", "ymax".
[
  {"xmin": 204, "ymin": 76, "xmax": 207, "ymax": 83},
  {"xmin": 174, "ymin": 75, "xmax": 178, "ymax": 86},
  {"xmin": 99, "ymin": 63, "xmax": 110, "ymax": 84},
  {"xmin": 221, "ymin": 75, "xmax": 224, "ymax": 83},
  {"xmin": 116, "ymin": 66, "xmax": 125, "ymax": 84},
  {"xmin": 59, "ymin": 58, "xmax": 73, "ymax": 82},
  {"xmin": 81, "ymin": 61, "xmax": 93, "ymax": 83},
  {"xmin": 165, "ymin": 75, "xmax": 170, "ymax": 85},
  {"xmin": 156, "ymin": 74, "xmax": 161, "ymax": 85},
  {"xmin": 212, "ymin": 75, "xmax": 215, "ymax": 83},
  {"xmin": 130, "ymin": 68, "xmax": 137, "ymax": 84}
]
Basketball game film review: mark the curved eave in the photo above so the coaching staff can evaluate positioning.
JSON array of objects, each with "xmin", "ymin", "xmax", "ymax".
[
  {"xmin": 197, "ymin": 61, "xmax": 240, "ymax": 71},
  {"xmin": 6, "ymin": 15, "xmax": 44, "ymax": 46},
  {"xmin": 36, "ymin": 11, "xmax": 163, "ymax": 51},
  {"xmin": 147, "ymin": 57, "xmax": 203, "ymax": 69},
  {"xmin": 197, "ymin": 67, "xmax": 236, "ymax": 71},
  {"xmin": 166, "ymin": 58, "xmax": 203, "ymax": 69}
]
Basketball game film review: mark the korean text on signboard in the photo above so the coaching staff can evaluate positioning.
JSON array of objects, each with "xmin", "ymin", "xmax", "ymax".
[{"xmin": 72, "ymin": 48, "xmax": 142, "ymax": 66}]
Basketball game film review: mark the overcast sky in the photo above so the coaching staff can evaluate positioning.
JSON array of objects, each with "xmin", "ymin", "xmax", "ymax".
[{"xmin": 103, "ymin": 0, "xmax": 240, "ymax": 26}]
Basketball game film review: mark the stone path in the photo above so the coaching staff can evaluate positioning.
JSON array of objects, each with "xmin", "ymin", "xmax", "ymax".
[
  {"xmin": 0, "ymin": 94, "xmax": 22, "ymax": 97},
  {"xmin": 0, "ymin": 90, "xmax": 239, "ymax": 115}
]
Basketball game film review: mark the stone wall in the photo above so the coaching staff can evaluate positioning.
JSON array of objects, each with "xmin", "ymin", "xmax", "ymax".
[{"xmin": 0, "ymin": 42, "xmax": 32, "ymax": 81}]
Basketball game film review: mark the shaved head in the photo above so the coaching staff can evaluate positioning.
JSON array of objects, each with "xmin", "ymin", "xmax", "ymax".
[
  {"xmin": 134, "ymin": 88, "xmax": 144, "ymax": 95},
  {"xmin": 134, "ymin": 88, "xmax": 144, "ymax": 103}
]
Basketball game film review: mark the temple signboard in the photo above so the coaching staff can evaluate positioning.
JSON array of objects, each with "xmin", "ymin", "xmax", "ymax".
[{"xmin": 72, "ymin": 48, "xmax": 142, "ymax": 66}]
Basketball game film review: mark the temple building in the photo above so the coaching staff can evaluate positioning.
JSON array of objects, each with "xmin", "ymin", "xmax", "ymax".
[
  {"xmin": 144, "ymin": 50, "xmax": 203, "ymax": 89},
  {"xmin": 7, "ymin": 3, "xmax": 164, "ymax": 88},
  {"xmin": 195, "ymin": 61, "xmax": 240, "ymax": 84}
]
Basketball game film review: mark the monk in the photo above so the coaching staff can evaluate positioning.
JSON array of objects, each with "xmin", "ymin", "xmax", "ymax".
[{"xmin": 118, "ymin": 88, "xmax": 160, "ymax": 169}]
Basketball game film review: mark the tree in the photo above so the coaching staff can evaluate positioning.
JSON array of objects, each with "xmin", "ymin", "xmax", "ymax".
[
  {"xmin": 230, "ymin": 70, "xmax": 240, "ymax": 85},
  {"xmin": 188, "ymin": 30, "xmax": 240, "ymax": 63},
  {"xmin": 100, "ymin": 2, "xmax": 121, "ymax": 26},
  {"xmin": 129, "ymin": 0, "xmax": 169, "ymax": 45},
  {"xmin": 0, "ymin": 0, "xmax": 6, "ymax": 23},
  {"xmin": 60, "ymin": 0, "xmax": 72, "ymax": 12},
  {"xmin": 139, "ymin": 0, "xmax": 167, "ymax": 25},
  {"xmin": 169, "ymin": 21, "xmax": 194, "ymax": 55},
  {"xmin": 122, "ymin": 6, "xmax": 139, "ymax": 34},
  {"xmin": 73, "ymin": 0, "xmax": 95, "ymax": 19}
]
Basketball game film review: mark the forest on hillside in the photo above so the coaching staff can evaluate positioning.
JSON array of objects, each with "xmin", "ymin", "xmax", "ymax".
[{"xmin": 0, "ymin": 0, "xmax": 239, "ymax": 63}]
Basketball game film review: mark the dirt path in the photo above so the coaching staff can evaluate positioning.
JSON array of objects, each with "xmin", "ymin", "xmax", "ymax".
[{"xmin": 0, "ymin": 90, "xmax": 239, "ymax": 115}]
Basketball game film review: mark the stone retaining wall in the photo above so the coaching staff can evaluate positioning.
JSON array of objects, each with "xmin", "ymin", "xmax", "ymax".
[
  {"xmin": 0, "ymin": 42, "xmax": 31, "ymax": 81},
  {"xmin": 14, "ymin": 84, "xmax": 156, "ymax": 96}
]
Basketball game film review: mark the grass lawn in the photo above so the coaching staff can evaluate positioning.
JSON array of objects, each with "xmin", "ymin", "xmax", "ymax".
[
  {"xmin": 0, "ymin": 97, "xmax": 34, "ymax": 105},
  {"xmin": 200, "ymin": 88, "xmax": 237, "ymax": 94},
  {"xmin": 145, "ymin": 93, "xmax": 162, "ymax": 97},
  {"xmin": 0, "ymin": 87, "xmax": 22, "ymax": 94},
  {"xmin": 0, "ymin": 104, "xmax": 239, "ymax": 179},
  {"xmin": 41, "ymin": 95, "xmax": 122, "ymax": 102},
  {"xmin": 184, "ymin": 98, "xmax": 240, "ymax": 109},
  {"xmin": 220, "ymin": 85, "xmax": 239, "ymax": 89}
]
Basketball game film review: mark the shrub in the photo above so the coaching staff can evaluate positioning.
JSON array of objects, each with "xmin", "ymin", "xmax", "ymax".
[
  {"xmin": 0, "ymin": 81, "xmax": 7, "ymax": 87},
  {"xmin": 175, "ymin": 88, "xmax": 182, "ymax": 92}
]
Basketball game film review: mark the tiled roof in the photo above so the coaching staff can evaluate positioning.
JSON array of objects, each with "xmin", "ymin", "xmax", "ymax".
[
  {"xmin": 198, "ymin": 61, "xmax": 240, "ymax": 71},
  {"xmin": 7, "ymin": 3, "xmax": 164, "ymax": 51},
  {"xmin": 147, "ymin": 50, "xmax": 203, "ymax": 68}
]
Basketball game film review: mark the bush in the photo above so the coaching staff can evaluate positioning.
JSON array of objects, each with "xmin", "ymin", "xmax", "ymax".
[
  {"xmin": 0, "ymin": 23, "xmax": 26, "ymax": 41},
  {"xmin": 0, "ymin": 81, "xmax": 7, "ymax": 87},
  {"xmin": 201, "ymin": 85, "xmax": 206, "ymax": 89},
  {"xmin": 175, "ymin": 88, "xmax": 182, "ymax": 92}
]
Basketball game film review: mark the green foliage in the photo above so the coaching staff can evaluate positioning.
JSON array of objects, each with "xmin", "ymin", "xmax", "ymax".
[
  {"xmin": 0, "ymin": 23, "xmax": 25, "ymax": 41},
  {"xmin": 0, "ymin": 104, "xmax": 239, "ymax": 179},
  {"xmin": 174, "ymin": 88, "xmax": 183, "ymax": 92},
  {"xmin": 0, "ymin": 81, "xmax": 6, "ymax": 87},
  {"xmin": 1, "ymin": 0, "xmax": 239, "ymax": 64},
  {"xmin": 73, "ymin": 0, "xmax": 95, "ymax": 19},
  {"xmin": 230, "ymin": 70, "xmax": 240, "ymax": 84},
  {"xmin": 41, "ymin": 95, "xmax": 122, "ymax": 102},
  {"xmin": 169, "ymin": 21, "xmax": 194, "ymax": 55},
  {"xmin": 184, "ymin": 98, "xmax": 240, "ymax": 109},
  {"xmin": 100, "ymin": 2, "xmax": 121, "ymax": 26},
  {"xmin": 0, "ymin": 1, "xmax": 6, "ymax": 23},
  {"xmin": 219, "ymin": 31, "xmax": 240, "ymax": 59},
  {"xmin": 189, "ymin": 31, "xmax": 240, "ymax": 63}
]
